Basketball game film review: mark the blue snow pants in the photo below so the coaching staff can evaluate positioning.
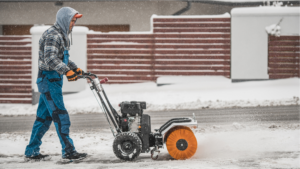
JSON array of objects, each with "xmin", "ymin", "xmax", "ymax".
[{"xmin": 25, "ymin": 50, "xmax": 76, "ymax": 157}]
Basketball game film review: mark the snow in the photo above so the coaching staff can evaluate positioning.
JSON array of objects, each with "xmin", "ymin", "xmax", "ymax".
[
  {"xmin": 88, "ymin": 30, "xmax": 153, "ymax": 34},
  {"xmin": 152, "ymin": 13, "xmax": 230, "ymax": 19},
  {"xmin": 19, "ymin": 38, "xmax": 32, "ymax": 42},
  {"xmin": 30, "ymin": 26, "xmax": 51, "ymax": 35},
  {"xmin": 266, "ymin": 24, "xmax": 281, "ymax": 37},
  {"xmin": 271, "ymin": 1, "xmax": 284, "ymax": 7},
  {"xmin": 0, "ymin": 122, "xmax": 299, "ymax": 168},
  {"xmin": 209, "ymin": 0, "xmax": 294, "ymax": 3},
  {"xmin": 0, "ymin": 76, "xmax": 299, "ymax": 116},
  {"xmin": 30, "ymin": 25, "xmax": 89, "ymax": 35},
  {"xmin": 96, "ymin": 42, "xmax": 141, "ymax": 44},
  {"xmin": 0, "ymin": 35, "xmax": 31, "ymax": 37},
  {"xmin": 265, "ymin": 18, "xmax": 283, "ymax": 37},
  {"xmin": 231, "ymin": 7, "xmax": 300, "ymax": 16}
]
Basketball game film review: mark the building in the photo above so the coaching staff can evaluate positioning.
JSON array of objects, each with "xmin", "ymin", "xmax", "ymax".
[{"xmin": 1, "ymin": 0, "xmax": 297, "ymax": 35}]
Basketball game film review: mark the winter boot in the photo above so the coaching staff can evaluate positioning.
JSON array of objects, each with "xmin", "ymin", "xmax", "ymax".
[
  {"xmin": 63, "ymin": 152, "xmax": 88, "ymax": 160},
  {"xmin": 24, "ymin": 154, "xmax": 51, "ymax": 162}
]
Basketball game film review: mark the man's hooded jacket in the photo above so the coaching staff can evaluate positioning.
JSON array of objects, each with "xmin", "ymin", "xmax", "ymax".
[{"xmin": 38, "ymin": 7, "xmax": 78, "ymax": 75}]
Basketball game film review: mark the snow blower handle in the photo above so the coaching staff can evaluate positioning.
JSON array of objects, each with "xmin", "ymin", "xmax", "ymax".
[
  {"xmin": 78, "ymin": 72, "xmax": 108, "ymax": 83},
  {"xmin": 100, "ymin": 77, "xmax": 109, "ymax": 84}
]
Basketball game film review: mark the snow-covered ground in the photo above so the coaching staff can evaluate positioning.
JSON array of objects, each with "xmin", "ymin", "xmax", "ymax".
[
  {"xmin": 0, "ymin": 76, "xmax": 299, "ymax": 168},
  {"xmin": 0, "ymin": 122, "xmax": 299, "ymax": 168},
  {"xmin": 0, "ymin": 76, "xmax": 299, "ymax": 116}
]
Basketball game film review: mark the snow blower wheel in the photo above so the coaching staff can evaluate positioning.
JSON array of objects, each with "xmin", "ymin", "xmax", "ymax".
[
  {"xmin": 166, "ymin": 126, "xmax": 197, "ymax": 160},
  {"xmin": 113, "ymin": 132, "xmax": 142, "ymax": 161},
  {"xmin": 150, "ymin": 149, "xmax": 160, "ymax": 160}
]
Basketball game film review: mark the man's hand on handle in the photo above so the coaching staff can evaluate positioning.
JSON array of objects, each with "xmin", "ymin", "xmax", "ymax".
[
  {"xmin": 73, "ymin": 68, "xmax": 84, "ymax": 76},
  {"xmin": 66, "ymin": 70, "xmax": 78, "ymax": 82}
]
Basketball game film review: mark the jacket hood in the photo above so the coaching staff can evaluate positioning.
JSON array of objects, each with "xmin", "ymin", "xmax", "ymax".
[{"xmin": 55, "ymin": 7, "xmax": 78, "ymax": 49}]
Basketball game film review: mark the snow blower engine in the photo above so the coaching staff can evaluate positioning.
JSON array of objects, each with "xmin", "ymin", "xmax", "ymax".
[{"xmin": 78, "ymin": 72, "xmax": 198, "ymax": 161}]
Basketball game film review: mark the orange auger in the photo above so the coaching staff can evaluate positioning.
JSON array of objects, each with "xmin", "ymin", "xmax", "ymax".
[{"xmin": 166, "ymin": 126, "xmax": 197, "ymax": 160}]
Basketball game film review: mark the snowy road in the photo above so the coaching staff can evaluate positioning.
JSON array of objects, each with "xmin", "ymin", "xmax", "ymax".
[
  {"xmin": 0, "ymin": 121, "xmax": 299, "ymax": 169},
  {"xmin": 0, "ymin": 106, "xmax": 299, "ymax": 168},
  {"xmin": 0, "ymin": 105, "xmax": 299, "ymax": 133}
]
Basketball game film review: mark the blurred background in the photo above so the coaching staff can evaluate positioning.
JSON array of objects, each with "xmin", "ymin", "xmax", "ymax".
[{"xmin": 0, "ymin": 0, "xmax": 298, "ymax": 35}]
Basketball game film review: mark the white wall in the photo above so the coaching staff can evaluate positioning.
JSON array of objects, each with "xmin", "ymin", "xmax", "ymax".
[
  {"xmin": 30, "ymin": 26, "xmax": 88, "ymax": 93},
  {"xmin": 66, "ymin": 27, "xmax": 87, "ymax": 92},
  {"xmin": 231, "ymin": 7, "xmax": 300, "ymax": 80}
]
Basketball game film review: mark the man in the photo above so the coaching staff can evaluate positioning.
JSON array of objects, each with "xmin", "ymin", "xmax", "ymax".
[{"xmin": 24, "ymin": 7, "xmax": 87, "ymax": 161}]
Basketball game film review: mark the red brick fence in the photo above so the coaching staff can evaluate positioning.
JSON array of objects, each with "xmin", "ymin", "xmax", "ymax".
[
  {"xmin": 0, "ymin": 36, "xmax": 32, "ymax": 104},
  {"xmin": 87, "ymin": 17, "xmax": 231, "ymax": 83},
  {"xmin": 268, "ymin": 36, "xmax": 300, "ymax": 79}
]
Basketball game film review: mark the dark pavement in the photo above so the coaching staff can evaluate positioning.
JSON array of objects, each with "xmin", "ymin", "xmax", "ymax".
[{"xmin": 0, "ymin": 105, "xmax": 299, "ymax": 133}]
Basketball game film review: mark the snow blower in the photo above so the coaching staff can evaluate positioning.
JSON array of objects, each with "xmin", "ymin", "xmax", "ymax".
[{"xmin": 78, "ymin": 72, "xmax": 198, "ymax": 161}]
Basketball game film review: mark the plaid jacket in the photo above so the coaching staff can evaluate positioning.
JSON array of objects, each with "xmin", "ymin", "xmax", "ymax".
[{"xmin": 38, "ymin": 23, "xmax": 77, "ymax": 75}]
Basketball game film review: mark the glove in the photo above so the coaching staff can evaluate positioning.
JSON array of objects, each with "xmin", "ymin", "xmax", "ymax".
[
  {"xmin": 66, "ymin": 70, "xmax": 78, "ymax": 82},
  {"xmin": 73, "ymin": 68, "xmax": 84, "ymax": 75}
]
